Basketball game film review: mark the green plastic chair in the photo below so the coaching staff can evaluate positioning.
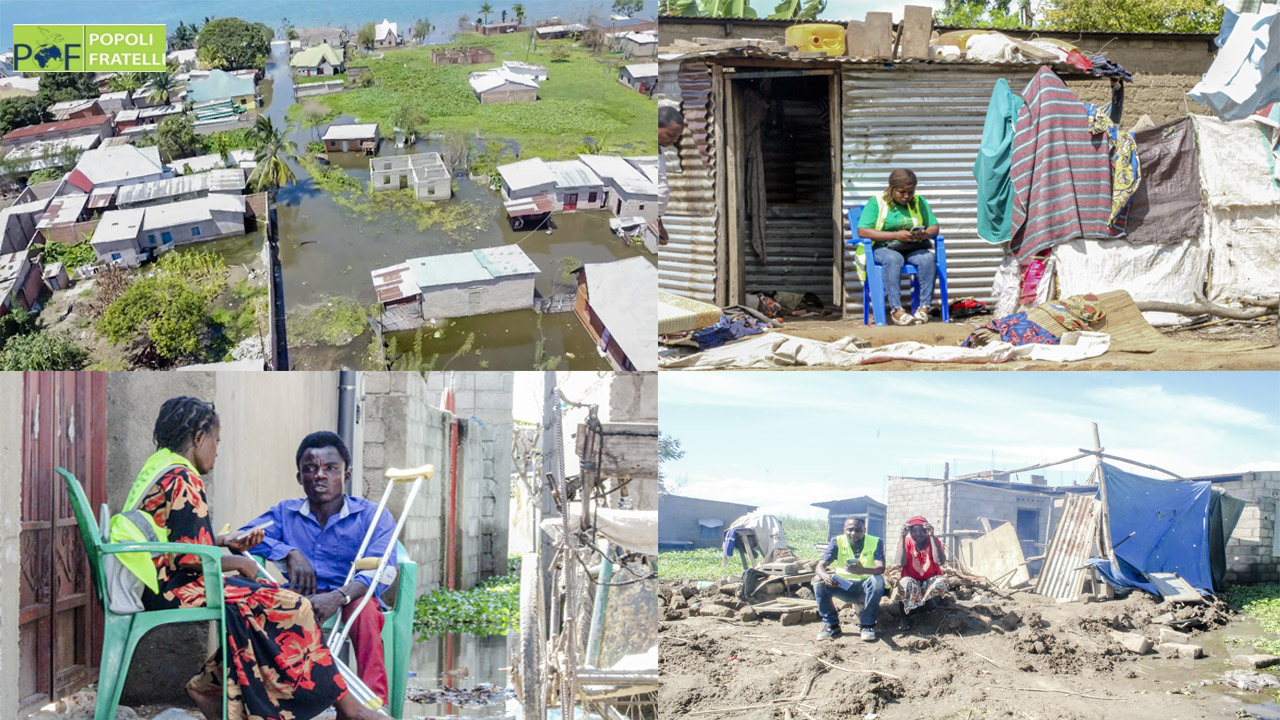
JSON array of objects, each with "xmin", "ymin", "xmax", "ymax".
[
  {"xmin": 59, "ymin": 467, "xmax": 229, "ymax": 720},
  {"xmin": 255, "ymin": 542, "xmax": 417, "ymax": 719}
]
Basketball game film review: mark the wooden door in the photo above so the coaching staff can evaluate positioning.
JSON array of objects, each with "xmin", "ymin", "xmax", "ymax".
[{"xmin": 19, "ymin": 372, "xmax": 108, "ymax": 712}]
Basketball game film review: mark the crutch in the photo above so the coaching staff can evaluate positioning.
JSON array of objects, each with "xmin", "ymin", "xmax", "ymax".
[{"xmin": 328, "ymin": 463, "xmax": 434, "ymax": 655}]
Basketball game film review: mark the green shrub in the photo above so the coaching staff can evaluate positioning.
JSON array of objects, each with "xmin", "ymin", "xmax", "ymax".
[{"xmin": 414, "ymin": 571, "xmax": 519, "ymax": 637}]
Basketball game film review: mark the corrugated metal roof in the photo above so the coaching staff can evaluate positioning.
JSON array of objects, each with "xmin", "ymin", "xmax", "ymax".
[
  {"xmin": 504, "ymin": 194, "xmax": 555, "ymax": 217},
  {"xmin": 141, "ymin": 193, "xmax": 244, "ymax": 229},
  {"xmin": 470, "ymin": 68, "xmax": 540, "ymax": 93},
  {"xmin": 187, "ymin": 69, "xmax": 255, "ymax": 103},
  {"xmin": 1034, "ymin": 494, "xmax": 1100, "ymax": 601},
  {"xmin": 544, "ymin": 160, "xmax": 603, "ymax": 189},
  {"xmin": 322, "ymin": 123, "xmax": 378, "ymax": 141},
  {"xmin": 498, "ymin": 158, "xmax": 557, "ymax": 192},
  {"xmin": 376, "ymin": 19, "xmax": 398, "ymax": 41},
  {"xmin": 36, "ymin": 193, "xmax": 89, "ymax": 229},
  {"xmin": 92, "ymin": 208, "xmax": 145, "ymax": 245},
  {"xmin": 87, "ymin": 185, "xmax": 116, "ymax": 209},
  {"xmin": 115, "ymin": 171, "xmax": 233, "ymax": 205},
  {"xmin": 577, "ymin": 154, "xmax": 656, "ymax": 196},
  {"xmin": 169, "ymin": 153, "xmax": 226, "ymax": 175},
  {"xmin": 70, "ymin": 145, "xmax": 165, "ymax": 187},
  {"xmin": 623, "ymin": 62, "xmax": 659, "ymax": 78},
  {"xmin": 582, "ymin": 257, "xmax": 658, "ymax": 371},
  {"xmin": 411, "ymin": 252, "xmax": 491, "ymax": 287},
  {"xmin": 291, "ymin": 43, "xmax": 343, "ymax": 68},
  {"xmin": 663, "ymin": 44, "xmax": 1093, "ymax": 74},
  {"xmin": 371, "ymin": 262, "xmax": 420, "ymax": 303},
  {"xmin": 475, "ymin": 245, "xmax": 539, "ymax": 277},
  {"xmin": 660, "ymin": 15, "xmax": 1217, "ymax": 38},
  {"xmin": 2, "ymin": 114, "xmax": 109, "ymax": 141}
]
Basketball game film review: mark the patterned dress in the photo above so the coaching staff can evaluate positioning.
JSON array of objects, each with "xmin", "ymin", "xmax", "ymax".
[
  {"xmin": 897, "ymin": 535, "xmax": 950, "ymax": 614},
  {"xmin": 139, "ymin": 467, "xmax": 347, "ymax": 720}
]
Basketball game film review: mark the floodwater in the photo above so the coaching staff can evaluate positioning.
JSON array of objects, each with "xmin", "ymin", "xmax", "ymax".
[
  {"xmin": 1134, "ymin": 615, "xmax": 1280, "ymax": 715},
  {"xmin": 408, "ymin": 633, "xmax": 513, "ymax": 718},
  {"xmin": 251, "ymin": 41, "xmax": 651, "ymax": 370}
]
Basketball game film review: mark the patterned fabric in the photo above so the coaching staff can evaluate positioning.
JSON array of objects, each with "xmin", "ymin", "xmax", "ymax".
[
  {"xmin": 963, "ymin": 312, "xmax": 1059, "ymax": 347},
  {"xmin": 1086, "ymin": 103, "xmax": 1141, "ymax": 227},
  {"xmin": 1010, "ymin": 67, "xmax": 1116, "ymax": 262},
  {"xmin": 140, "ymin": 467, "xmax": 346, "ymax": 720},
  {"xmin": 1044, "ymin": 293, "xmax": 1105, "ymax": 332},
  {"xmin": 899, "ymin": 575, "xmax": 950, "ymax": 614},
  {"xmin": 899, "ymin": 534, "xmax": 945, "ymax": 582}
]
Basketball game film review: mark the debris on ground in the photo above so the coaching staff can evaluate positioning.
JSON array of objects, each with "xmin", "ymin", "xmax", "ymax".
[{"xmin": 405, "ymin": 682, "xmax": 515, "ymax": 706}]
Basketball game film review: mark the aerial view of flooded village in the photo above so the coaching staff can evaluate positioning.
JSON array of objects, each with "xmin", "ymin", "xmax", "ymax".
[{"xmin": 0, "ymin": 0, "xmax": 658, "ymax": 370}]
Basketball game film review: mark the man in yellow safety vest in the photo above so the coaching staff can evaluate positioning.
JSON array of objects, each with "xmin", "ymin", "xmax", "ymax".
[{"xmin": 812, "ymin": 517, "xmax": 885, "ymax": 641}]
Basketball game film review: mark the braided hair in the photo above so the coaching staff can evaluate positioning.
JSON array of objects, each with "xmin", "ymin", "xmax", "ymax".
[{"xmin": 153, "ymin": 396, "xmax": 219, "ymax": 453}]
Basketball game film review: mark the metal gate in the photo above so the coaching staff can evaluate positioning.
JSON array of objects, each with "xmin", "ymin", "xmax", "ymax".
[{"xmin": 19, "ymin": 372, "xmax": 107, "ymax": 712}]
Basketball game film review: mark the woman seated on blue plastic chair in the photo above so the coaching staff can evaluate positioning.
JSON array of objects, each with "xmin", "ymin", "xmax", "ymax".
[{"xmin": 857, "ymin": 169, "xmax": 940, "ymax": 326}]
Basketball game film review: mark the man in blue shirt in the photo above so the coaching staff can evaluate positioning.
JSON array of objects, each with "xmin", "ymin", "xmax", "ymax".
[
  {"xmin": 243, "ymin": 431, "xmax": 396, "ymax": 706},
  {"xmin": 811, "ymin": 517, "xmax": 886, "ymax": 642}
]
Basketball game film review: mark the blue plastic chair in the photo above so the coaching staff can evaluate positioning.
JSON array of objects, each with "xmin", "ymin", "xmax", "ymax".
[{"xmin": 846, "ymin": 204, "xmax": 950, "ymax": 326}]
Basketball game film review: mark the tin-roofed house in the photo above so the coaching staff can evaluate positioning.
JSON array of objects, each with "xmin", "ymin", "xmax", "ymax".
[
  {"xmin": 544, "ymin": 159, "xmax": 605, "ymax": 212},
  {"xmin": 114, "ymin": 168, "xmax": 246, "ymax": 209},
  {"xmin": 619, "ymin": 62, "xmax": 657, "ymax": 96},
  {"xmin": 659, "ymin": 494, "xmax": 759, "ymax": 550},
  {"xmin": 370, "ymin": 152, "xmax": 451, "ymax": 201},
  {"xmin": 0, "ymin": 250, "xmax": 43, "ymax": 317},
  {"xmin": 47, "ymin": 98, "xmax": 105, "ymax": 121},
  {"xmin": 575, "ymin": 256, "xmax": 657, "ymax": 371},
  {"xmin": 811, "ymin": 496, "xmax": 888, "ymax": 540},
  {"xmin": 501, "ymin": 61, "xmax": 548, "ymax": 82},
  {"xmin": 187, "ymin": 69, "xmax": 257, "ymax": 109},
  {"xmin": 498, "ymin": 158, "xmax": 557, "ymax": 205},
  {"xmin": 90, "ymin": 207, "xmax": 146, "ymax": 267},
  {"xmin": 290, "ymin": 43, "xmax": 345, "ymax": 77},
  {"xmin": 322, "ymin": 123, "xmax": 379, "ymax": 153},
  {"xmin": 619, "ymin": 31, "xmax": 658, "ymax": 59},
  {"xmin": 139, "ymin": 194, "xmax": 247, "ymax": 252},
  {"xmin": 578, "ymin": 154, "xmax": 659, "ymax": 222},
  {"xmin": 535, "ymin": 23, "xmax": 587, "ymax": 40},
  {"xmin": 371, "ymin": 245, "xmax": 540, "ymax": 331},
  {"xmin": 375, "ymin": 19, "xmax": 400, "ymax": 48},
  {"xmin": 469, "ymin": 68, "xmax": 539, "ymax": 104},
  {"xmin": 66, "ymin": 146, "xmax": 170, "ymax": 193}
]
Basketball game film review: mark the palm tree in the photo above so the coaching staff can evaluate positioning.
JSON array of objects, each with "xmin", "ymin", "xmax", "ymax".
[
  {"xmin": 413, "ymin": 18, "xmax": 435, "ymax": 44},
  {"xmin": 172, "ymin": 21, "xmax": 195, "ymax": 50},
  {"xmin": 513, "ymin": 3, "xmax": 527, "ymax": 25},
  {"xmin": 248, "ymin": 116, "xmax": 298, "ymax": 197},
  {"xmin": 480, "ymin": 2, "xmax": 494, "ymax": 25},
  {"xmin": 108, "ymin": 71, "xmax": 143, "ymax": 93},
  {"xmin": 144, "ymin": 70, "xmax": 178, "ymax": 105}
]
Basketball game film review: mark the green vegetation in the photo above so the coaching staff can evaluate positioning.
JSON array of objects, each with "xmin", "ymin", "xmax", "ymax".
[
  {"xmin": 414, "ymin": 557, "xmax": 520, "ymax": 637},
  {"xmin": 36, "ymin": 72, "xmax": 99, "ymax": 111},
  {"xmin": 288, "ymin": 296, "xmax": 368, "ymax": 347},
  {"xmin": 26, "ymin": 168, "xmax": 64, "ymax": 185},
  {"xmin": 196, "ymin": 17, "xmax": 274, "ymax": 70},
  {"xmin": 247, "ymin": 116, "xmax": 299, "ymax": 196},
  {"xmin": 295, "ymin": 72, "xmax": 347, "ymax": 85},
  {"xmin": 932, "ymin": 0, "xmax": 1222, "ymax": 32},
  {"xmin": 1225, "ymin": 584, "xmax": 1280, "ymax": 655},
  {"xmin": 0, "ymin": 96, "xmax": 50, "ymax": 136},
  {"xmin": 31, "ymin": 240, "xmax": 96, "ymax": 270},
  {"xmin": 308, "ymin": 31, "xmax": 656, "ymax": 159},
  {"xmin": 659, "ymin": 0, "xmax": 827, "ymax": 19},
  {"xmin": 0, "ymin": 331, "xmax": 88, "ymax": 370},
  {"xmin": 658, "ymin": 516, "xmax": 830, "ymax": 582},
  {"xmin": 659, "ymin": 433, "xmax": 685, "ymax": 493}
]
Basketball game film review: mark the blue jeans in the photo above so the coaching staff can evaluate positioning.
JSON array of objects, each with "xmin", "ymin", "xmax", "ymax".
[
  {"xmin": 874, "ymin": 246, "xmax": 936, "ymax": 311},
  {"xmin": 813, "ymin": 574, "xmax": 885, "ymax": 629}
]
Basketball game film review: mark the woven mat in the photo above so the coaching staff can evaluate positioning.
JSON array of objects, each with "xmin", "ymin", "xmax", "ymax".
[{"xmin": 1021, "ymin": 290, "xmax": 1274, "ymax": 353}]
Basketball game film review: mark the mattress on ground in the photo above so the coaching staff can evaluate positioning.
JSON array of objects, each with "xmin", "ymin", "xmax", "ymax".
[{"xmin": 659, "ymin": 291, "xmax": 722, "ymax": 334}]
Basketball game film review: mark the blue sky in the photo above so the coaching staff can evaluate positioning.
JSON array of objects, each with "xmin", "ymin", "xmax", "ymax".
[{"xmin": 660, "ymin": 372, "xmax": 1280, "ymax": 518}]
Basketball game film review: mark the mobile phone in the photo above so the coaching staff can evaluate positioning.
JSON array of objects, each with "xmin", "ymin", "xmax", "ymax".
[
  {"xmin": 229, "ymin": 520, "xmax": 273, "ymax": 541},
  {"xmin": 911, "ymin": 226, "xmax": 925, "ymax": 234}
]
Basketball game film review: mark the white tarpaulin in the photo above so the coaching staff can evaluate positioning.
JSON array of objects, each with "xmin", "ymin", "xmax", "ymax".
[
  {"xmin": 726, "ymin": 511, "xmax": 787, "ymax": 563},
  {"xmin": 545, "ymin": 504, "xmax": 658, "ymax": 556},
  {"xmin": 1052, "ymin": 237, "xmax": 1209, "ymax": 325},
  {"xmin": 1193, "ymin": 115, "xmax": 1280, "ymax": 301},
  {"xmin": 661, "ymin": 333, "xmax": 1020, "ymax": 369}
]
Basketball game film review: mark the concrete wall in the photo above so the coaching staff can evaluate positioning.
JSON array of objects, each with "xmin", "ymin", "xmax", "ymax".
[
  {"xmin": 885, "ymin": 477, "xmax": 947, "ymax": 561},
  {"xmin": 610, "ymin": 185, "xmax": 659, "ymax": 223},
  {"xmin": 1220, "ymin": 472, "xmax": 1280, "ymax": 585},
  {"xmin": 658, "ymin": 494, "xmax": 757, "ymax": 548},
  {"xmin": 478, "ymin": 87, "xmax": 538, "ymax": 104},
  {"xmin": 162, "ymin": 212, "xmax": 248, "ymax": 248},
  {"xmin": 0, "ymin": 374, "xmax": 24, "ymax": 714},
  {"xmin": 420, "ymin": 275, "xmax": 534, "ymax": 318},
  {"xmin": 103, "ymin": 371, "xmax": 340, "ymax": 703}
]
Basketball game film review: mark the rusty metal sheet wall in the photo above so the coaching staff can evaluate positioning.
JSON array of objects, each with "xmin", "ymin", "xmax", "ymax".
[
  {"xmin": 1035, "ymin": 494, "xmax": 1101, "ymax": 601},
  {"xmin": 657, "ymin": 58, "xmax": 718, "ymax": 303},
  {"xmin": 840, "ymin": 66, "xmax": 1037, "ymax": 318}
]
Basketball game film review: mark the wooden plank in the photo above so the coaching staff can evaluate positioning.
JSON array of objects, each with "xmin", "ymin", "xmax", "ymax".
[
  {"xmin": 898, "ymin": 5, "xmax": 934, "ymax": 60},
  {"xmin": 575, "ymin": 422, "xmax": 657, "ymax": 478},
  {"xmin": 968, "ymin": 523, "xmax": 1029, "ymax": 588},
  {"xmin": 863, "ymin": 13, "xmax": 894, "ymax": 60},
  {"xmin": 1149, "ymin": 573, "xmax": 1205, "ymax": 604}
]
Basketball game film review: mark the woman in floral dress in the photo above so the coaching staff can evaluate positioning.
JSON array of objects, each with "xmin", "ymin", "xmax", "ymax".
[
  {"xmin": 894, "ymin": 515, "xmax": 951, "ymax": 632},
  {"xmin": 132, "ymin": 396, "xmax": 383, "ymax": 720}
]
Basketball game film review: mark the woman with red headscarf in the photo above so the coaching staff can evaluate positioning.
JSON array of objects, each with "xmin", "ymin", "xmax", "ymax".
[{"xmin": 895, "ymin": 516, "xmax": 950, "ymax": 631}]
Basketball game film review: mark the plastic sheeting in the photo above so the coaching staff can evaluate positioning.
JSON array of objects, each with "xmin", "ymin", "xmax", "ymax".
[
  {"xmin": 1052, "ymin": 237, "xmax": 1209, "ymax": 326},
  {"xmin": 1090, "ymin": 463, "xmax": 1242, "ymax": 597},
  {"xmin": 726, "ymin": 512, "xmax": 788, "ymax": 562},
  {"xmin": 1193, "ymin": 115, "xmax": 1280, "ymax": 301},
  {"xmin": 660, "ymin": 333, "xmax": 1021, "ymax": 369},
  {"xmin": 1188, "ymin": 6, "xmax": 1280, "ymax": 121}
]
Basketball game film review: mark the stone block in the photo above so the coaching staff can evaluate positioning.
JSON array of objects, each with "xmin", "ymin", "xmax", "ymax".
[
  {"xmin": 364, "ymin": 443, "xmax": 385, "ymax": 470},
  {"xmin": 1110, "ymin": 631, "xmax": 1153, "ymax": 654},
  {"xmin": 363, "ymin": 372, "xmax": 390, "ymax": 394},
  {"xmin": 699, "ymin": 604, "xmax": 734, "ymax": 618},
  {"xmin": 1159, "ymin": 627, "xmax": 1190, "ymax": 644},
  {"xmin": 1157, "ymin": 642, "xmax": 1203, "ymax": 659},
  {"xmin": 780, "ymin": 611, "xmax": 803, "ymax": 626},
  {"xmin": 1233, "ymin": 655, "xmax": 1280, "ymax": 669},
  {"xmin": 363, "ymin": 418, "xmax": 385, "ymax": 444}
]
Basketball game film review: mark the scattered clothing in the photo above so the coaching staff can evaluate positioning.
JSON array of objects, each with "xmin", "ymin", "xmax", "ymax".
[
  {"xmin": 1044, "ymin": 293, "xmax": 1105, "ymax": 331},
  {"xmin": 661, "ymin": 333, "xmax": 1020, "ymax": 369},
  {"xmin": 948, "ymin": 297, "xmax": 988, "ymax": 318},
  {"xmin": 1010, "ymin": 67, "xmax": 1116, "ymax": 262},
  {"xmin": 964, "ymin": 312, "xmax": 1059, "ymax": 347},
  {"xmin": 1010, "ymin": 330, "xmax": 1110, "ymax": 362},
  {"xmin": 1018, "ymin": 255, "xmax": 1048, "ymax": 307},
  {"xmin": 1090, "ymin": 55, "xmax": 1133, "ymax": 82},
  {"xmin": 690, "ymin": 313, "xmax": 767, "ymax": 350},
  {"xmin": 1064, "ymin": 49, "xmax": 1093, "ymax": 72},
  {"xmin": 1189, "ymin": 5, "xmax": 1280, "ymax": 121},
  {"xmin": 899, "ymin": 575, "xmax": 950, "ymax": 614},
  {"xmin": 1123, "ymin": 117, "xmax": 1204, "ymax": 244},
  {"xmin": 1086, "ymin": 103, "xmax": 1140, "ymax": 227},
  {"xmin": 974, "ymin": 78, "xmax": 1025, "ymax": 244}
]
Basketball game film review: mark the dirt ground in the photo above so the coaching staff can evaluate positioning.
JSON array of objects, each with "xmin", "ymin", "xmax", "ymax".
[
  {"xmin": 770, "ymin": 315, "xmax": 1280, "ymax": 370},
  {"xmin": 660, "ymin": 577, "xmax": 1271, "ymax": 720}
]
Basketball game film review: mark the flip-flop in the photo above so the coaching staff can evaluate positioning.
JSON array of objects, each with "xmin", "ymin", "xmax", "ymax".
[{"xmin": 891, "ymin": 309, "xmax": 913, "ymax": 326}]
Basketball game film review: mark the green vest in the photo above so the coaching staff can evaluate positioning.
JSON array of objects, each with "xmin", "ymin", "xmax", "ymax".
[
  {"xmin": 111, "ymin": 449, "xmax": 197, "ymax": 592},
  {"xmin": 832, "ymin": 534, "xmax": 880, "ymax": 581},
  {"xmin": 853, "ymin": 197, "xmax": 926, "ymax": 281}
]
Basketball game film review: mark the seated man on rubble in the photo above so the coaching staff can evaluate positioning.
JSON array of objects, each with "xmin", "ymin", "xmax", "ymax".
[
  {"xmin": 895, "ymin": 516, "xmax": 950, "ymax": 632},
  {"xmin": 242, "ymin": 431, "xmax": 397, "ymax": 707},
  {"xmin": 812, "ymin": 517, "xmax": 885, "ymax": 641}
]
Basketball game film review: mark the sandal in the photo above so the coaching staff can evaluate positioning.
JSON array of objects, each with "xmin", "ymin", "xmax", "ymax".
[
  {"xmin": 891, "ymin": 309, "xmax": 913, "ymax": 326},
  {"xmin": 912, "ymin": 308, "xmax": 930, "ymax": 325}
]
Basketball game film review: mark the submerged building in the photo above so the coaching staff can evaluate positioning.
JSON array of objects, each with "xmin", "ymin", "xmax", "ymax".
[{"xmin": 371, "ymin": 245, "xmax": 540, "ymax": 331}]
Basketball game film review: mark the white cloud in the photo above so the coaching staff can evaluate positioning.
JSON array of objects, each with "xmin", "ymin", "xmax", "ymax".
[{"xmin": 1084, "ymin": 385, "xmax": 1275, "ymax": 430}]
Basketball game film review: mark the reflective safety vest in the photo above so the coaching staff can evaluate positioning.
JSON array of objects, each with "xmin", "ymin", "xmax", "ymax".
[
  {"xmin": 853, "ymin": 196, "xmax": 927, "ymax": 281},
  {"xmin": 111, "ymin": 449, "xmax": 198, "ymax": 594},
  {"xmin": 832, "ymin": 533, "xmax": 880, "ymax": 581}
]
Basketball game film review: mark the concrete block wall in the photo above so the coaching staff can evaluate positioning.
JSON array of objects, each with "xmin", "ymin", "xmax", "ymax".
[
  {"xmin": 885, "ymin": 477, "xmax": 946, "ymax": 560},
  {"xmin": 1221, "ymin": 473, "xmax": 1280, "ymax": 585}
]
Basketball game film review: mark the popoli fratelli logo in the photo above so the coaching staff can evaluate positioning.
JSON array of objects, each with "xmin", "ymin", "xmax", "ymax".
[{"xmin": 13, "ymin": 24, "xmax": 167, "ymax": 72}]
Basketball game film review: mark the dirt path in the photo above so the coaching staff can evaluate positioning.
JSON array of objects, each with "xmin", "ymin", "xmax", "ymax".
[
  {"xmin": 661, "ymin": 580, "xmax": 1266, "ymax": 720},
  {"xmin": 769, "ymin": 317, "xmax": 1279, "ymax": 370}
]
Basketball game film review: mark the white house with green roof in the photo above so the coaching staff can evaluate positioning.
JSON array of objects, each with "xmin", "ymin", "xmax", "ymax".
[
  {"xmin": 186, "ymin": 69, "xmax": 257, "ymax": 109},
  {"xmin": 290, "ymin": 43, "xmax": 345, "ymax": 77}
]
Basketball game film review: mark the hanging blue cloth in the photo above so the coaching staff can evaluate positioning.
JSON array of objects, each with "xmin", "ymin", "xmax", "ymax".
[{"xmin": 973, "ymin": 78, "xmax": 1024, "ymax": 243}]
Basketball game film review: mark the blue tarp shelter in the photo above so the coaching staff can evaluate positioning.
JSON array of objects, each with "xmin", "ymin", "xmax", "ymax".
[{"xmin": 1089, "ymin": 463, "xmax": 1244, "ymax": 597}]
